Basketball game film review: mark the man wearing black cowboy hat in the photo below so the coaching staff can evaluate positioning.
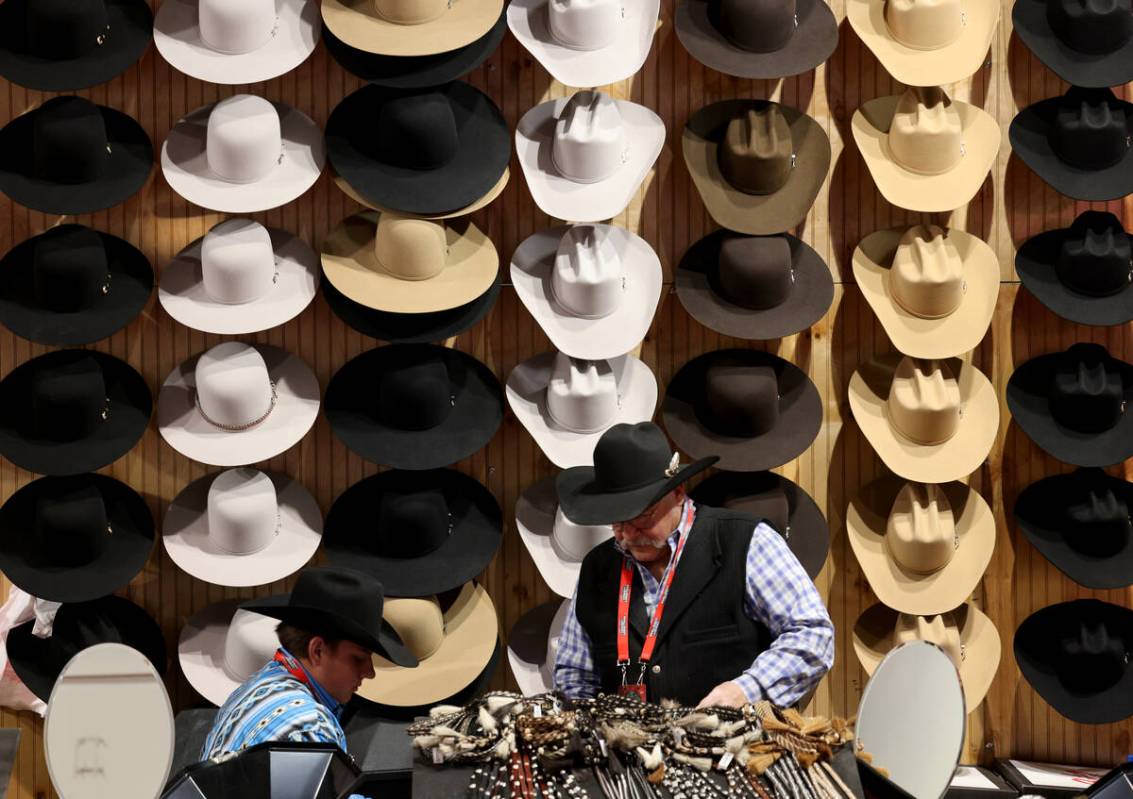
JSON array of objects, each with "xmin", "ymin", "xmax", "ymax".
[{"xmin": 554, "ymin": 422, "xmax": 834, "ymax": 708}]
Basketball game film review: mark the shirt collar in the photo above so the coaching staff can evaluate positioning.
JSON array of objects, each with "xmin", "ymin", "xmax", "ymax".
[
  {"xmin": 612, "ymin": 497, "xmax": 697, "ymax": 559},
  {"xmin": 276, "ymin": 647, "xmax": 345, "ymax": 719}
]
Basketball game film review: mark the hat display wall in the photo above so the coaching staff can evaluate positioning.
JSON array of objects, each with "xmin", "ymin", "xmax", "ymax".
[
  {"xmin": 321, "ymin": 0, "xmax": 503, "ymax": 57},
  {"xmin": 154, "ymin": 0, "xmax": 319, "ymax": 85},
  {"xmin": 1016, "ymin": 211, "xmax": 1133, "ymax": 326},
  {"xmin": 846, "ymin": 477, "xmax": 995, "ymax": 615},
  {"xmin": 161, "ymin": 94, "xmax": 326, "ymax": 214},
  {"xmin": 1010, "ymin": 87, "xmax": 1133, "ymax": 202},
  {"xmin": 323, "ymin": 469, "xmax": 502, "ymax": 598},
  {"xmin": 162, "ymin": 469, "xmax": 323, "ymax": 588},
  {"xmin": 1013, "ymin": 0, "xmax": 1133, "ymax": 88},
  {"xmin": 0, "ymin": 0, "xmax": 152, "ymax": 91},
  {"xmin": 159, "ymin": 219, "xmax": 319, "ymax": 335},
  {"xmin": 0, "ymin": 474, "xmax": 154, "ymax": 603},
  {"xmin": 848, "ymin": 353, "xmax": 998, "ymax": 483},
  {"xmin": 325, "ymin": 343, "xmax": 504, "ymax": 470},
  {"xmin": 157, "ymin": 341, "xmax": 320, "ymax": 467},
  {"xmin": 853, "ymin": 224, "xmax": 998, "ymax": 359},
  {"xmin": 178, "ymin": 600, "xmax": 281, "ymax": 707},
  {"xmin": 661, "ymin": 348, "xmax": 822, "ymax": 472},
  {"xmin": 516, "ymin": 91, "xmax": 665, "ymax": 223},
  {"xmin": 0, "ymin": 349, "xmax": 152, "ymax": 476},
  {"xmin": 506, "ymin": 351, "xmax": 659, "ymax": 469},
  {"xmin": 507, "ymin": 599, "xmax": 568, "ymax": 696},
  {"xmin": 676, "ymin": 230, "xmax": 833, "ymax": 340},
  {"xmin": 511, "ymin": 225, "xmax": 662, "ymax": 360},
  {"xmin": 675, "ymin": 0, "xmax": 838, "ymax": 79},
  {"xmin": 0, "ymin": 224, "xmax": 153, "ymax": 346},
  {"xmin": 852, "ymin": 86, "xmax": 999, "ymax": 212},
  {"xmin": 683, "ymin": 100, "xmax": 831, "ymax": 235},
  {"xmin": 1015, "ymin": 599, "xmax": 1133, "ymax": 724},
  {"xmin": 0, "ymin": 96, "xmax": 153, "ymax": 216},
  {"xmin": 507, "ymin": 0, "xmax": 661, "ymax": 87}
]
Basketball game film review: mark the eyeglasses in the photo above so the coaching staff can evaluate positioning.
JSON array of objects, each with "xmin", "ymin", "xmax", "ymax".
[{"xmin": 614, "ymin": 499, "xmax": 673, "ymax": 532}]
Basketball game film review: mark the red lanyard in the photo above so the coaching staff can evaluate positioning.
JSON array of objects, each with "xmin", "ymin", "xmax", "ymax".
[{"xmin": 273, "ymin": 649, "xmax": 311, "ymax": 688}]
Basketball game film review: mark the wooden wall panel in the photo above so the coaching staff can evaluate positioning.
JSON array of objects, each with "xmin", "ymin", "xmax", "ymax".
[{"xmin": 1, "ymin": 1, "xmax": 1132, "ymax": 796}]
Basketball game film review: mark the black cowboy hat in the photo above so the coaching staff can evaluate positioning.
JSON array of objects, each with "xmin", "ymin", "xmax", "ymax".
[
  {"xmin": 325, "ymin": 81, "xmax": 510, "ymax": 217},
  {"xmin": 1015, "ymin": 599, "xmax": 1133, "ymax": 724},
  {"xmin": 0, "ymin": 349, "xmax": 152, "ymax": 476},
  {"xmin": 1013, "ymin": 0, "xmax": 1133, "ymax": 88},
  {"xmin": 0, "ymin": 95, "xmax": 153, "ymax": 215},
  {"xmin": 0, "ymin": 225, "xmax": 153, "ymax": 346},
  {"xmin": 241, "ymin": 566, "xmax": 417, "ymax": 668},
  {"xmin": 0, "ymin": 0, "xmax": 153, "ymax": 92},
  {"xmin": 323, "ymin": 469, "xmax": 502, "ymax": 598},
  {"xmin": 325, "ymin": 343, "xmax": 503, "ymax": 471},
  {"xmin": 556, "ymin": 422, "xmax": 718, "ymax": 526}
]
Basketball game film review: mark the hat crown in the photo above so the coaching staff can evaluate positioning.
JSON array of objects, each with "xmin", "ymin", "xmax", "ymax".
[
  {"xmin": 1047, "ymin": 0, "xmax": 1133, "ymax": 55},
  {"xmin": 222, "ymin": 609, "xmax": 280, "ymax": 682},
  {"xmin": 24, "ymin": 0, "xmax": 109, "ymax": 60},
  {"xmin": 889, "ymin": 225, "xmax": 965, "ymax": 319},
  {"xmin": 32, "ymin": 225, "xmax": 110, "ymax": 313},
  {"xmin": 374, "ymin": 483, "xmax": 452, "ymax": 559},
  {"xmin": 551, "ymin": 505, "xmax": 612, "ymax": 561},
  {"xmin": 194, "ymin": 342, "xmax": 276, "ymax": 432},
  {"xmin": 551, "ymin": 226, "xmax": 625, "ymax": 319},
  {"xmin": 887, "ymin": 357, "xmax": 962, "ymax": 445},
  {"xmin": 696, "ymin": 357, "xmax": 779, "ymax": 438},
  {"xmin": 1049, "ymin": 343, "xmax": 1123, "ymax": 434},
  {"xmin": 1057, "ymin": 212, "xmax": 1133, "ymax": 297},
  {"xmin": 206, "ymin": 95, "xmax": 282, "ymax": 185},
  {"xmin": 34, "ymin": 479, "xmax": 111, "ymax": 568},
  {"xmin": 1051, "ymin": 88, "xmax": 1130, "ymax": 171},
  {"xmin": 718, "ymin": 485, "xmax": 791, "ymax": 535},
  {"xmin": 376, "ymin": 351, "xmax": 454, "ymax": 432},
  {"xmin": 546, "ymin": 353, "xmax": 619, "ymax": 434},
  {"xmin": 374, "ymin": 0, "xmax": 449, "ymax": 25},
  {"xmin": 200, "ymin": 219, "xmax": 277, "ymax": 305},
  {"xmin": 1065, "ymin": 481, "xmax": 1131, "ymax": 558},
  {"xmin": 54, "ymin": 608, "xmax": 123, "ymax": 658},
  {"xmin": 287, "ymin": 566, "xmax": 389, "ymax": 649},
  {"xmin": 590, "ymin": 422, "xmax": 676, "ymax": 493},
  {"xmin": 199, "ymin": 0, "xmax": 276, "ymax": 55},
  {"xmin": 884, "ymin": 0, "xmax": 964, "ymax": 50},
  {"xmin": 719, "ymin": 107, "xmax": 794, "ymax": 196},
  {"xmin": 206, "ymin": 469, "xmax": 279, "ymax": 557},
  {"xmin": 382, "ymin": 595, "xmax": 444, "ymax": 661},
  {"xmin": 889, "ymin": 87, "xmax": 963, "ymax": 176},
  {"xmin": 548, "ymin": 0, "xmax": 620, "ymax": 51},
  {"xmin": 718, "ymin": 0, "xmax": 798, "ymax": 53},
  {"xmin": 716, "ymin": 235, "xmax": 794, "ymax": 311},
  {"xmin": 374, "ymin": 215, "xmax": 448, "ymax": 282},
  {"xmin": 29, "ymin": 352, "xmax": 108, "ymax": 442},
  {"xmin": 374, "ymin": 92, "xmax": 459, "ymax": 171},
  {"xmin": 886, "ymin": 482, "xmax": 958, "ymax": 574},
  {"xmin": 1059, "ymin": 617, "xmax": 1128, "ymax": 692},
  {"xmin": 552, "ymin": 92, "xmax": 628, "ymax": 184},
  {"xmin": 894, "ymin": 611, "xmax": 963, "ymax": 669},
  {"xmin": 32, "ymin": 96, "xmax": 110, "ymax": 185}
]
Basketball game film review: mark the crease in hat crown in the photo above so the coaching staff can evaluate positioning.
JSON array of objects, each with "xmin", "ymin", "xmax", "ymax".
[
  {"xmin": 719, "ymin": 106, "xmax": 795, "ymax": 195},
  {"xmin": 1057, "ymin": 212, "xmax": 1133, "ymax": 297},
  {"xmin": 199, "ymin": 0, "xmax": 279, "ymax": 55},
  {"xmin": 1051, "ymin": 89, "xmax": 1130, "ymax": 171},
  {"xmin": 550, "ymin": 505, "xmax": 612, "ymax": 561},
  {"xmin": 1049, "ymin": 343, "xmax": 1125, "ymax": 434},
  {"xmin": 885, "ymin": 482, "xmax": 959, "ymax": 575},
  {"xmin": 21, "ymin": 0, "xmax": 111, "ymax": 61},
  {"xmin": 381, "ymin": 595, "xmax": 445, "ymax": 663},
  {"xmin": 200, "ymin": 220, "xmax": 278, "ymax": 306},
  {"xmin": 886, "ymin": 356, "xmax": 962, "ymax": 445},
  {"xmin": 552, "ymin": 91, "xmax": 629, "ymax": 184},
  {"xmin": 884, "ymin": 0, "xmax": 964, "ymax": 50},
  {"xmin": 194, "ymin": 342, "xmax": 278, "ymax": 432},
  {"xmin": 549, "ymin": 0, "xmax": 621, "ymax": 51},
  {"xmin": 1047, "ymin": 0, "xmax": 1133, "ymax": 55},
  {"xmin": 221, "ymin": 608, "xmax": 279, "ymax": 683},
  {"xmin": 893, "ymin": 611, "xmax": 965, "ymax": 668},
  {"xmin": 206, "ymin": 469, "xmax": 281, "ymax": 557},
  {"xmin": 550, "ymin": 226, "xmax": 626, "ymax": 319},
  {"xmin": 717, "ymin": 0, "xmax": 801, "ymax": 53},
  {"xmin": 205, "ymin": 95, "xmax": 283, "ymax": 185},
  {"xmin": 546, "ymin": 353, "xmax": 620, "ymax": 433},
  {"xmin": 889, "ymin": 87, "xmax": 965, "ymax": 176},
  {"xmin": 373, "ymin": 214, "xmax": 450, "ymax": 282},
  {"xmin": 1066, "ymin": 486, "xmax": 1132, "ymax": 557},
  {"xmin": 374, "ymin": 0, "xmax": 451, "ymax": 25},
  {"xmin": 889, "ymin": 225, "xmax": 965, "ymax": 319}
]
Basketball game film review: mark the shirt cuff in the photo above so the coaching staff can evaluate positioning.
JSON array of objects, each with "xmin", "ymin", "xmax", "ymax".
[{"xmin": 733, "ymin": 673, "xmax": 764, "ymax": 704}]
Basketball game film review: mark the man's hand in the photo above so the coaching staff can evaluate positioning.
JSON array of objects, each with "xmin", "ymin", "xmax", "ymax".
[{"xmin": 696, "ymin": 680, "xmax": 748, "ymax": 709}]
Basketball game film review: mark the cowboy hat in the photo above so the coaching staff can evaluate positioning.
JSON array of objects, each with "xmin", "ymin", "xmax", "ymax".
[
  {"xmin": 154, "ymin": 0, "xmax": 319, "ymax": 85},
  {"xmin": 661, "ymin": 348, "xmax": 822, "ymax": 472},
  {"xmin": 1013, "ymin": 0, "xmax": 1133, "ymax": 88},
  {"xmin": 1009, "ymin": 87, "xmax": 1133, "ymax": 202},
  {"xmin": 853, "ymin": 87, "xmax": 999, "ymax": 213},
  {"xmin": 323, "ymin": 468, "xmax": 502, "ymax": 598},
  {"xmin": 683, "ymin": 99, "xmax": 831, "ymax": 234},
  {"xmin": 1006, "ymin": 343, "xmax": 1133, "ymax": 467},
  {"xmin": 508, "ymin": 0, "xmax": 661, "ymax": 87},
  {"xmin": 0, "ymin": 224, "xmax": 152, "ymax": 346},
  {"xmin": 156, "ymin": 341, "xmax": 321, "ymax": 467},
  {"xmin": 326, "ymin": 82, "xmax": 510, "ymax": 218},
  {"xmin": 507, "ymin": 599, "xmax": 569, "ymax": 696},
  {"xmin": 0, "ymin": 473, "xmax": 154, "ymax": 603},
  {"xmin": 1016, "ymin": 211, "xmax": 1133, "ymax": 326},
  {"xmin": 848, "ymin": 353, "xmax": 999, "ymax": 483},
  {"xmin": 511, "ymin": 225, "xmax": 662, "ymax": 360},
  {"xmin": 516, "ymin": 475, "xmax": 613, "ymax": 598},
  {"xmin": 0, "ymin": 0, "xmax": 152, "ymax": 91},
  {"xmin": 0, "ymin": 96, "xmax": 153, "ymax": 216},
  {"xmin": 676, "ymin": 230, "xmax": 833, "ymax": 340},
  {"xmin": 159, "ymin": 219, "xmax": 319, "ymax": 335},
  {"xmin": 506, "ymin": 351, "xmax": 659, "ymax": 469},
  {"xmin": 853, "ymin": 224, "xmax": 998, "ymax": 359},
  {"xmin": 676, "ymin": 0, "xmax": 838, "ymax": 79},
  {"xmin": 162, "ymin": 468, "xmax": 323, "ymax": 588},
  {"xmin": 321, "ymin": 212, "xmax": 498, "ymax": 314},
  {"xmin": 516, "ymin": 91, "xmax": 665, "ymax": 223},
  {"xmin": 161, "ymin": 94, "xmax": 326, "ymax": 214},
  {"xmin": 178, "ymin": 600, "xmax": 281, "ymax": 707},
  {"xmin": 321, "ymin": 0, "xmax": 503, "ymax": 57},
  {"xmin": 847, "ymin": 476, "xmax": 995, "ymax": 615},
  {"xmin": 847, "ymin": 0, "xmax": 999, "ymax": 86},
  {"xmin": 0, "ymin": 349, "xmax": 151, "ymax": 476},
  {"xmin": 556, "ymin": 422, "xmax": 717, "ymax": 525},
  {"xmin": 332, "ymin": 165, "xmax": 511, "ymax": 221},
  {"xmin": 325, "ymin": 343, "xmax": 503, "ymax": 471}
]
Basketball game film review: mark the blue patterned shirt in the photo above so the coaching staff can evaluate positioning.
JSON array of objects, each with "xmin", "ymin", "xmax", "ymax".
[{"xmin": 553, "ymin": 499, "xmax": 835, "ymax": 707}]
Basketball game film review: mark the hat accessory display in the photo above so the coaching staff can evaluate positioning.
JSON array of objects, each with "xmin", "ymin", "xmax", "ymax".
[
  {"xmin": 178, "ymin": 599, "xmax": 282, "ymax": 707},
  {"xmin": 1013, "ymin": 0, "xmax": 1133, "ymax": 88}
]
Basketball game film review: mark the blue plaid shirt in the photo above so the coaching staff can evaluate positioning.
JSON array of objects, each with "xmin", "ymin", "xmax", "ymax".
[{"xmin": 553, "ymin": 499, "xmax": 835, "ymax": 706}]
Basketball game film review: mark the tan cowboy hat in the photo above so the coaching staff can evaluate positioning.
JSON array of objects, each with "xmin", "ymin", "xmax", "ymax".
[
  {"xmin": 853, "ymin": 601, "xmax": 1001, "ymax": 713},
  {"xmin": 322, "ymin": 0, "xmax": 503, "ymax": 57},
  {"xmin": 853, "ymin": 225, "xmax": 998, "ymax": 359},
  {"xmin": 852, "ymin": 87, "xmax": 999, "ymax": 213},
  {"xmin": 332, "ymin": 167, "xmax": 510, "ymax": 221},
  {"xmin": 321, "ymin": 211, "xmax": 498, "ymax": 314}
]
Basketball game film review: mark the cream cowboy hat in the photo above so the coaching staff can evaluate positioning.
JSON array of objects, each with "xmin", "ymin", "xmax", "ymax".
[
  {"xmin": 178, "ymin": 599, "xmax": 281, "ymax": 707},
  {"xmin": 507, "ymin": 599, "xmax": 570, "ymax": 696},
  {"xmin": 322, "ymin": 0, "xmax": 503, "ymax": 57}
]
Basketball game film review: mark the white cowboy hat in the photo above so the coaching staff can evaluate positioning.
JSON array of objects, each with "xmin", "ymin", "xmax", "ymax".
[
  {"xmin": 507, "ymin": 599, "xmax": 570, "ymax": 696},
  {"xmin": 178, "ymin": 599, "xmax": 281, "ymax": 707},
  {"xmin": 516, "ymin": 475, "xmax": 612, "ymax": 598}
]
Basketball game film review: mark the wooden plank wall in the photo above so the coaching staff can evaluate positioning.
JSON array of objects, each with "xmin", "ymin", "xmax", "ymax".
[{"xmin": 2, "ymin": 0, "xmax": 1132, "ymax": 795}]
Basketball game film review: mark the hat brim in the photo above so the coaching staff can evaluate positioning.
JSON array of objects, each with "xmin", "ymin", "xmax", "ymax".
[
  {"xmin": 555, "ymin": 456, "xmax": 717, "ymax": 526},
  {"xmin": 511, "ymin": 225, "xmax": 662, "ymax": 360},
  {"xmin": 848, "ymin": 352, "xmax": 999, "ymax": 483},
  {"xmin": 157, "ymin": 344, "xmax": 321, "ymax": 468},
  {"xmin": 507, "ymin": 599, "xmax": 568, "ymax": 697},
  {"xmin": 846, "ymin": 475, "xmax": 995, "ymax": 615},
  {"xmin": 676, "ymin": 230, "xmax": 833, "ymax": 340},
  {"xmin": 177, "ymin": 600, "xmax": 280, "ymax": 707},
  {"xmin": 0, "ymin": 350, "xmax": 153, "ymax": 476},
  {"xmin": 0, "ymin": 0, "xmax": 153, "ymax": 91},
  {"xmin": 1012, "ymin": 0, "xmax": 1133, "ymax": 88},
  {"xmin": 0, "ymin": 228, "xmax": 153, "ymax": 346},
  {"xmin": 333, "ymin": 167, "xmax": 510, "ymax": 221},
  {"xmin": 683, "ymin": 100, "xmax": 831, "ymax": 234},
  {"xmin": 506, "ymin": 352, "xmax": 659, "ymax": 469},
  {"xmin": 0, "ymin": 103, "xmax": 153, "ymax": 216},
  {"xmin": 675, "ymin": 0, "xmax": 838, "ymax": 79},
  {"xmin": 516, "ymin": 98, "xmax": 665, "ymax": 223},
  {"xmin": 516, "ymin": 475, "xmax": 612, "ymax": 598},
  {"xmin": 325, "ymin": 344, "xmax": 503, "ymax": 471},
  {"xmin": 853, "ymin": 227, "xmax": 999, "ymax": 359},
  {"xmin": 0, "ymin": 474, "xmax": 154, "ymax": 603},
  {"xmin": 1016, "ymin": 228, "xmax": 1133, "ymax": 326},
  {"xmin": 322, "ymin": 0, "xmax": 503, "ymax": 57},
  {"xmin": 661, "ymin": 348, "xmax": 822, "ymax": 472},
  {"xmin": 323, "ymin": 469, "xmax": 502, "ymax": 598},
  {"xmin": 852, "ymin": 96, "xmax": 999, "ymax": 212},
  {"xmin": 154, "ymin": 0, "xmax": 319, "ymax": 84}
]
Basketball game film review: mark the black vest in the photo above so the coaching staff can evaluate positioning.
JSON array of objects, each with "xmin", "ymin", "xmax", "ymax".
[{"xmin": 574, "ymin": 505, "xmax": 772, "ymax": 706}]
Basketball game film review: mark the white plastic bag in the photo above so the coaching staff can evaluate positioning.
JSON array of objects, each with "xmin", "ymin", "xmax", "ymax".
[{"xmin": 0, "ymin": 585, "xmax": 49, "ymax": 716}]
